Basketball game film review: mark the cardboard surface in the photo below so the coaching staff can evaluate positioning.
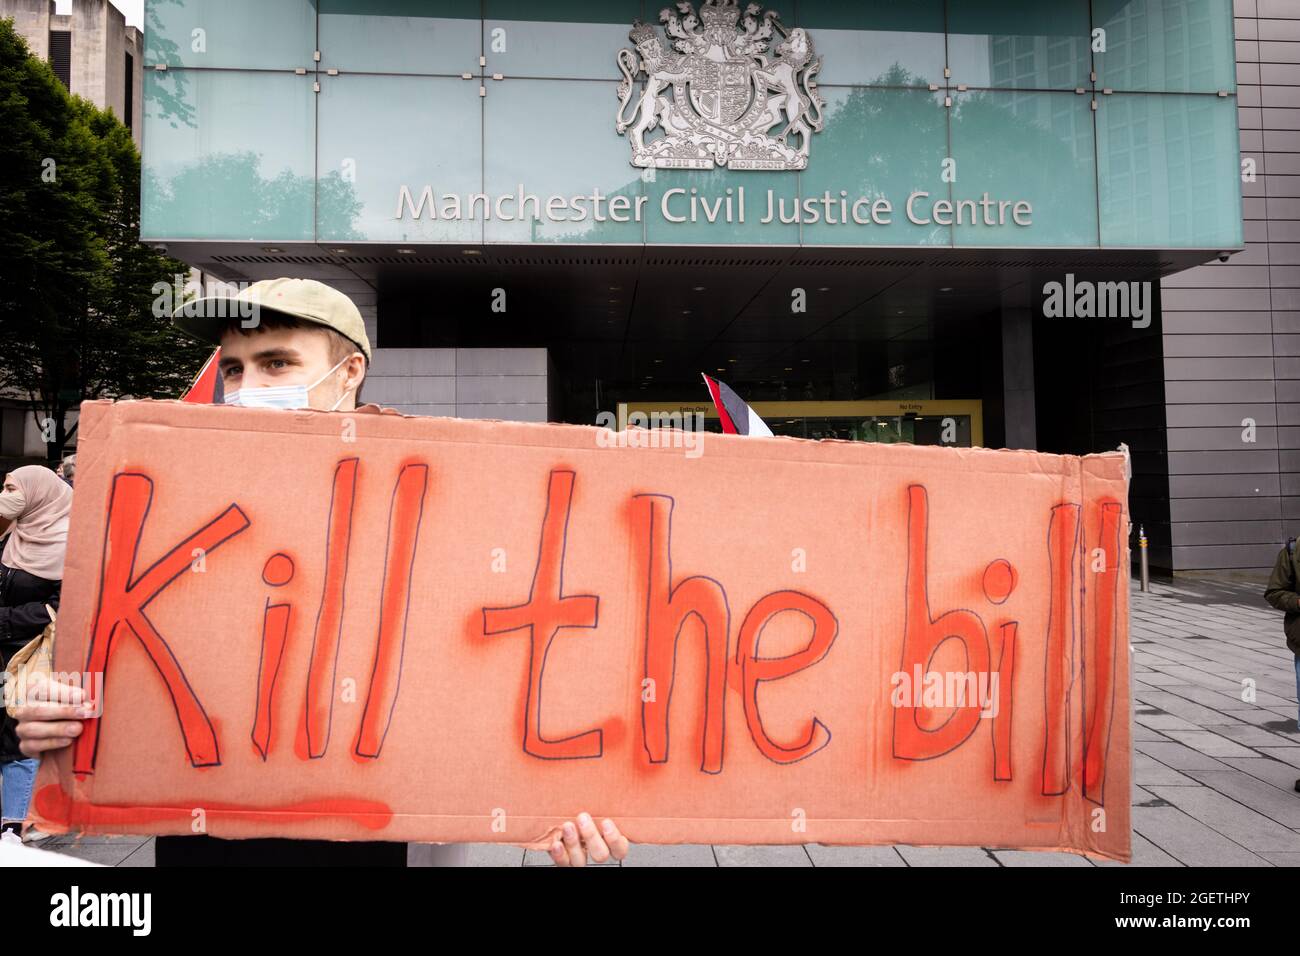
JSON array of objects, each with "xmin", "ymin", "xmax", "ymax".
[{"xmin": 31, "ymin": 400, "xmax": 1131, "ymax": 861}]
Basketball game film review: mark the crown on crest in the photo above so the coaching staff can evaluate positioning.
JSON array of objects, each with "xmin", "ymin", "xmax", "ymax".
[
  {"xmin": 699, "ymin": 0, "xmax": 742, "ymax": 29},
  {"xmin": 629, "ymin": 19, "xmax": 658, "ymax": 44}
]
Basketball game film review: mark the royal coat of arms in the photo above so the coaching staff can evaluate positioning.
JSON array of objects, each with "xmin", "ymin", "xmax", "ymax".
[{"xmin": 615, "ymin": 0, "xmax": 826, "ymax": 171}]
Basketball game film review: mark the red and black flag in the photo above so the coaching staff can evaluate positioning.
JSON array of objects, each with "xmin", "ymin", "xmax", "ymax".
[
  {"xmin": 701, "ymin": 373, "xmax": 772, "ymax": 437},
  {"xmin": 181, "ymin": 347, "xmax": 223, "ymax": 404}
]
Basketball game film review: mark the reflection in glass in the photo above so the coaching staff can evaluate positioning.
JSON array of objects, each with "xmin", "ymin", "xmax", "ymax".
[
  {"xmin": 142, "ymin": 71, "xmax": 324, "ymax": 241},
  {"xmin": 485, "ymin": 20, "xmax": 636, "ymax": 80},
  {"xmin": 318, "ymin": 75, "xmax": 481, "ymax": 243},
  {"xmin": 803, "ymin": 81, "xmax": 948, "ymax": 246},
  {"xmin": 951, "ymin": 91, "xmax": 1097, "ymax": 247},
  {"xmin": 144, "ymin": 0, "xmax": 316, "ymax": 70},
  {"xmin": 319, "ymin": 0, "xmax": 481, "ymax": 75},
  {"xmin": 1093, "ymin": 0, "xmax": 1236, "ymax": 93},
  {"xmin": 1097, "ymin": 93, "xmax": 1242, "ymax": 247},
  {"xmin": 485, "ymin": 80, "xmax": 642, "ymax": 243},
  {"xmin": 795, "ymin": 0, "xmax": 945, "ymax": 87},
  {"xmin": 485, "ymin": 0, "xmax": 641, "ymax": 80},
  {"xmin": 947, "ymin": 0, "xmax": 1091, "ymax": 90}
]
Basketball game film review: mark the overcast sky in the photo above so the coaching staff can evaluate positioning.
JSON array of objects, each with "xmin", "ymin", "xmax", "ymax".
[
  {"xmin": 116, "ymin": 0, "xmax": 142, "ymax": 28},
  {"xmin": 55, "ymin": 0, "xmax": 142, "ymax": 28}
]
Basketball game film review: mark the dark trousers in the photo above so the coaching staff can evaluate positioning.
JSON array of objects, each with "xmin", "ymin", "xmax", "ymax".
[{"xmin": 154, "ymin": 835, "xmax": 408, "ymax": 866}]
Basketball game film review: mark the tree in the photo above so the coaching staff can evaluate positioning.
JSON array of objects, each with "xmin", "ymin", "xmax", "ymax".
[{"xmin": 0, "ymin": 18, "xmax": 209, "ymax": 463}]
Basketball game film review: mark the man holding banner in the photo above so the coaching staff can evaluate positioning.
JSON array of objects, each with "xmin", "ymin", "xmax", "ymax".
[
  {"xmin": 8, "ymin": 271, "xmax": 1131, "ymax": 864},
  {"xmin": 13, "ymin": 278, "xmax": 631, "ymax": 868}
]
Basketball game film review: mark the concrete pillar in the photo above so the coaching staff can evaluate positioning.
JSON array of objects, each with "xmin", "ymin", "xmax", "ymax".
[{"xmin": 1001, "ymin": 305, "xmax": 1036, "ymax": 451}]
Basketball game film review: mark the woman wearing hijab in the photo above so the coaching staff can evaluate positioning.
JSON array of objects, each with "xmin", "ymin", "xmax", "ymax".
[{"xmin": 0, "ymin": 465, "xmax": 71, "ymax": 841}]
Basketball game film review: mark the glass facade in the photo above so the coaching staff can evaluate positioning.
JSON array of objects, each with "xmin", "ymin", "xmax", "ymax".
[
  {"xmin": 141, "ymin": 0, "xmax": 1242, "ymax": 250},
  {"xmin": 949, "ymin": 90, "xmax": 1099, "ymax": 247},
  {"xmin": 1097, "ymin": 90, "xmax": 1243, "ymax": 247},
  {"xmin": 947, "ymin": 0, "xmax": 1092, "ymax": 90},
  {"xmin": 143, "ymin": 70, "xmax": 316, "ymax": 241}
]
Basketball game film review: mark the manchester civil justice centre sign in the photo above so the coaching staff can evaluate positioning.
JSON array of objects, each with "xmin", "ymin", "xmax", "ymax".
[
  {"xmin": 394, "ymin": 2, "xmax": 1034, "ymax": 231},
  {"xmin": 394, "ymin": 185, "xmax": 1035, "ymax": 228}
]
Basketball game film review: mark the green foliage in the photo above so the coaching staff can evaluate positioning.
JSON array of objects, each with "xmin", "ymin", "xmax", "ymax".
[{"xmin": 0, "ymin": 17, "xmax": 209, "ymax": 461}]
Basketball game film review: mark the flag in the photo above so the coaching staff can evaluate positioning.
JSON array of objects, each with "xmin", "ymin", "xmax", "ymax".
[
  {"xmin": 181, "ymin": 347, "xmax": 223, "ymax": 404},
  {"xmin": 701, "ymin": 373, "xmax": 772, "ymax": 437}
]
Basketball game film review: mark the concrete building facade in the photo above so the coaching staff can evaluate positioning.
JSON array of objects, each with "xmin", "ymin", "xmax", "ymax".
[{"xmin": 2, "ymin": 0, "xmax": 142, "ymax": 147}]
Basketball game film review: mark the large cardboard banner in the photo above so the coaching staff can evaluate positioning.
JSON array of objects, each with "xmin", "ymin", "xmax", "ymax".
[{"xmin": 31, "ymin": 400, "xmax": 1131, "ymax": 861}]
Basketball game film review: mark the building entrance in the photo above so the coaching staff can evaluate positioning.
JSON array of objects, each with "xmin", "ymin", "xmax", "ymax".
[{"xmin": 618, "ymin": 399, "xmax": 983, "ymax": 447}]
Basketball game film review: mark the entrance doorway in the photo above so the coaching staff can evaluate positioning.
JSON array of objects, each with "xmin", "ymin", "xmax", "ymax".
[{"xmin": 617, "ymin": 399, "xmax": 984, "ymax": 447}]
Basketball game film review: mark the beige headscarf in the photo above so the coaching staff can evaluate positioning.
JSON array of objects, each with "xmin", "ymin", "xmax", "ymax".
[{"xmin": 0, "ymin": 465, "xmax": 72, "ymax": 581}]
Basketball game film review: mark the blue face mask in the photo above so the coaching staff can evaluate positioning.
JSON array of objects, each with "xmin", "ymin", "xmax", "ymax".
[{"xmin": 224, "ymin": 355, "xmax": 354, "ymax": 411}]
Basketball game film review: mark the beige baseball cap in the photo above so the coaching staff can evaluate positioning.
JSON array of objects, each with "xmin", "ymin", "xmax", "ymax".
[{"xmin": 172, "ymin": 277, "xmax": 372, "ymax": 362}]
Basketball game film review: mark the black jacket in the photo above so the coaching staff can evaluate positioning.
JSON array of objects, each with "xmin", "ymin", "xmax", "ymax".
[
  {"xmin": 0, "ymin": 559, "xmax": 60, "ymax": 763},
  {"xmin": 1264, "ymin": 541, "xmax": 1300, "ymax": 658},
  {"xmin": 154, "ymin": 835, "xmax": 407, "ymax": 866}
]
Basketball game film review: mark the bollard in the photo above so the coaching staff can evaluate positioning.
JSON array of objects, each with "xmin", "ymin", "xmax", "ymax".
[{"xmin": 1138, "ymin": 523, "xmax": 1150, "ymax": 592}]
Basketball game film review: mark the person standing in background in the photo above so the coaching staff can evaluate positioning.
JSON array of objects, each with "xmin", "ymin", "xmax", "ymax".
[
  {"xmin": 1264, "ymin": 537, "xmax": 1300, "ymax": 795},
  {"xmin": 0, "ymin": 466, "xmax": 71, "ymax": 841}
]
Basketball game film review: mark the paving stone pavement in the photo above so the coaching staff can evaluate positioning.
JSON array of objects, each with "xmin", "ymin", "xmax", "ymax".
[{"xmin": 26, "ymin": 577, "xmax": 1300, "ymax": 867}]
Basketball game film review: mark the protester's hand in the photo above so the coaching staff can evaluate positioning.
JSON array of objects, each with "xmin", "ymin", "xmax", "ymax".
[
  {"xmin": 548, "ymin": 812, "xmax": 630, "ymax": 867},
  {"xmin": 13, "ymin": 673, "xmax": 94, "ymax": 758}
]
